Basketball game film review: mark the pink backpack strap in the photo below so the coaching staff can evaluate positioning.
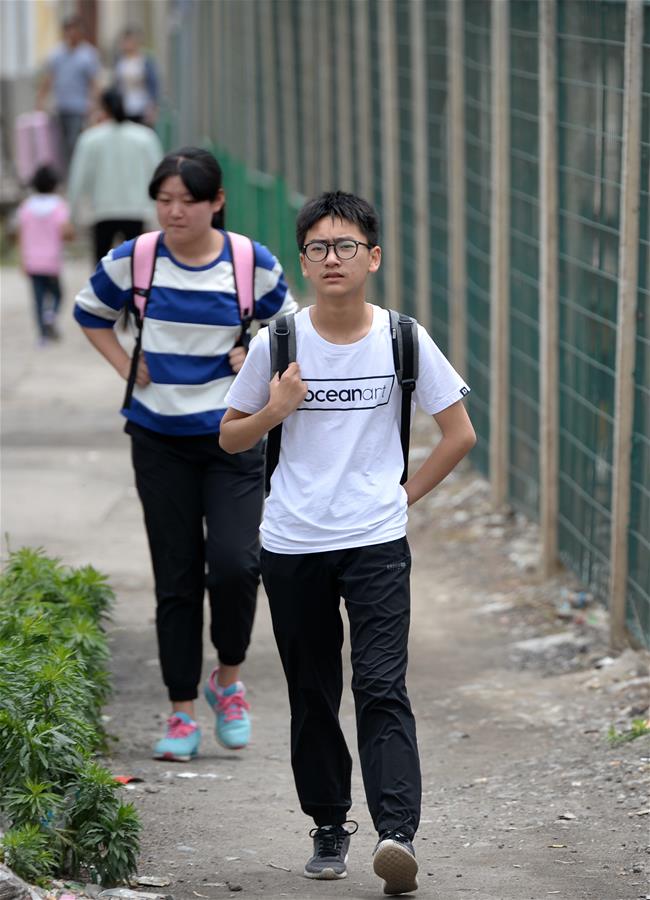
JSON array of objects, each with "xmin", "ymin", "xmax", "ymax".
[
  {"xmin": 227, "ymin": 230, "xmax": 255, "ymax": 324},
  {"xmin": 131, "ymin": 230, "xmax": 161, "ymax": 319}
]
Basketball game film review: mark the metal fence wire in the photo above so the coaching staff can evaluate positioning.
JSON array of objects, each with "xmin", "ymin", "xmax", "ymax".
[{"xmin": 160, "ymin": 0, "xmax": 650, "ymax": 649}]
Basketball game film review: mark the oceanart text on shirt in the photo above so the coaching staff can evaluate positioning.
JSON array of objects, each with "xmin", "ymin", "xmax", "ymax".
[{"xmin": 298, "ymin": 375, "xmax": 396, "ymax": 411}]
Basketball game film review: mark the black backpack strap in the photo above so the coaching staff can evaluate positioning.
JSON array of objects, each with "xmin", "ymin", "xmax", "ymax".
[
  {"xmin": 123, "ymin": 232, "xmax": 161, "ymax": 410},
  {"xmin": 389, "ymin": 309, "xmax": 419, "ymax": 484},
  {"xmin": 265, "ymin": 313, "xmax": 295, "ymax": 494}
]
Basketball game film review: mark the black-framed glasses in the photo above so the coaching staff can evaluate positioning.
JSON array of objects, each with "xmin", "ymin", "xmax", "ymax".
[{"xmin": 302, "ymin": 238, "xmax": 373, "ymax": 262}]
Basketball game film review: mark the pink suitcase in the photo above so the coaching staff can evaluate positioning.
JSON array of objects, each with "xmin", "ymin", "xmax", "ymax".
[{"xmin": 14, "ymin": 111, "xmax": 61, "ymax": 184}]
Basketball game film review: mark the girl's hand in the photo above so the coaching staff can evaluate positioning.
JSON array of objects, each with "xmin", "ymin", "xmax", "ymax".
[
  {"xmin": 121, "ymin": 354, "xmax": 151, "ymax": 386},
  {"xmin": 268, "ymin": 362, "xmax": 308, "ymax": 418},
  {"xmin": 229, "ymin": 345, "xmax": 247, "ymax": 373},
  {"xmin": 135, "ymin": 355, "xmax": 151, "ymax": 387}
]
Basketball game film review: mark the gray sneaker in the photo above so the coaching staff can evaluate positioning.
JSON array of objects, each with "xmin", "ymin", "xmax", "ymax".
[
  {"xmin": 304, "ymin": 822, "xmax": 358, "ymax": 879},
  {"xmin": 373, "ymin": 831, "xmax": 419, "ymax": 895}
]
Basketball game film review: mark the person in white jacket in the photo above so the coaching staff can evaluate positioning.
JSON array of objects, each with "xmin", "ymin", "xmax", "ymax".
[{"xmin": 67, "ymin": 88, "xmax": 163, "ymax": 262}]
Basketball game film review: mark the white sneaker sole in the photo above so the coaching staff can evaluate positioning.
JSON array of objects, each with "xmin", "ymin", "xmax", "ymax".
[
  {"xmin": 153, "ymin": 751, "xmax": 196, "ymax": 762},
  {"xmin": 373, "ymin": 840, "xmax": 418, "ymax": 895},
  {"xmin": 303, "ymin": 867, "xmax": 347, "ymax": 880},
  {"xmin": 304, "ymin": 851, "xmax": 349, "ymax": 880}
]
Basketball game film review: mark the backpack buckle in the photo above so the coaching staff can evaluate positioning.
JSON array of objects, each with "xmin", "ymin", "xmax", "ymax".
[{"xmin": 401, "ymin": 377, "xmax": 416, "ymax": 393}]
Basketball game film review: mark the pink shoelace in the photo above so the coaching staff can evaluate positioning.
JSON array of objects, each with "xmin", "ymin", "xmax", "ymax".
[
  {"xmin": 165, "ymin": 715, "xmax": 197, "ymax": 739},
  {"xmin": 217, "ymin": 690, "xmax": 250, "ymax": 723}
]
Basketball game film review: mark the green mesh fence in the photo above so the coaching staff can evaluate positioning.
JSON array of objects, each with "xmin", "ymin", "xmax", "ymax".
[
  {"xmin": 209, "ymin": 144, "xmax": 304, "ymax": 291},
  {"xmin": 508, "ymin": 0, "xmax": 541, "ymax": 520},
  {"xmin": 464, "ymin": 0, "xmax": 492, "ymax": 476},
  {"xmin": 557, "ymin": 0, "xmax": 625, "ymax": 601},
  {"xmin": 369, "ymin": 0, "xmax": 386, "ymax": 301},
  {"xmin": 425, "ymin": 1, "xmax": 450, "ymax": 357},
  {"xmin": 396, "ymin": 0, "xmax": 417, "ymax": 317},
  {"xmin": 348, "ymin": 0, "xmax": 362, "ymax": 195},
  {"xmin": 627, "ymin": 10, "xmax": 650, "ymax": 649},
  {"xmin": 156, "ymin": 0, "xmax": 649, "ymax": 645},
  {"xmin": 289, "ymin": 0, "xmax": 305, "ymax": 191}
]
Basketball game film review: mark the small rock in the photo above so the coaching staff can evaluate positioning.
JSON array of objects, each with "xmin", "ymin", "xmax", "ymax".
[{"xmin": 0, "ymin": 866, "xmax": 41, "ymax": 900}]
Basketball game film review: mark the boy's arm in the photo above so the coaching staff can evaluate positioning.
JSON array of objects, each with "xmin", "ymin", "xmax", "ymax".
[
  {"xmin": 404, "ymin": 400, "xmax": 476, "ymax": 507},
  {"xmin": 219, "ymin": 362, "xmax": 307, "ymax": 453}
]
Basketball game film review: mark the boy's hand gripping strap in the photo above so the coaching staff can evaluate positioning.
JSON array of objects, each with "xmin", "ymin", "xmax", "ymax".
[{"xmin": 123, "ymin": 230, "xmax": 162, "ymax": 410}]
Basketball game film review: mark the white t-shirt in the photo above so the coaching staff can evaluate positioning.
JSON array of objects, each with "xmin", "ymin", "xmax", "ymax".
[{"xmin": 225, "ymin": 305, "xmax": 470, "ymax": 554}]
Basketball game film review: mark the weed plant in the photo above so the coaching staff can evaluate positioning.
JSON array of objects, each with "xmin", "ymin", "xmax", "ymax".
[{"xmin": 0, "ymin": 548, "xmax": 141, "ymax": 886}]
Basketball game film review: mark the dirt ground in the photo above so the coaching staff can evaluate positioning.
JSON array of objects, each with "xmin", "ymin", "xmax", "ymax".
[{"xmin": 2, "ymin": 259, "xmax": 649, "ymax": 900}]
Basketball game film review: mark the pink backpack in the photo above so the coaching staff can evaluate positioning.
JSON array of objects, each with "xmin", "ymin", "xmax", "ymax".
[{"xmin": 123, "ymin": 230, "xmax": 255, "ymax": 408}]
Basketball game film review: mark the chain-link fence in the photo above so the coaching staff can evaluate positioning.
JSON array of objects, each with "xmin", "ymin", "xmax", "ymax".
[{"xmin": 159, "ymin": 0, "xmax": 649, "ymax": 649}]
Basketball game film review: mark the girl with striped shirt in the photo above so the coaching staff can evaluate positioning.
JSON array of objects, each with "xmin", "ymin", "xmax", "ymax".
[{"xmin": 74, "ymin": 147, "xmax": 298, "ymax": 761}]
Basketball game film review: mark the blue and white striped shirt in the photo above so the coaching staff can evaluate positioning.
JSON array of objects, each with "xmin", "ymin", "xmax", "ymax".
[{"xmin": 74, "ymin": 232, "xmax": 298, "ymax": 435}]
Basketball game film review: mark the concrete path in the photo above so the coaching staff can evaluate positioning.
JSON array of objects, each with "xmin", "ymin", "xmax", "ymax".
[{"xmin": 2, "ymin": 258, "xmax": 648, "ymax": 900}]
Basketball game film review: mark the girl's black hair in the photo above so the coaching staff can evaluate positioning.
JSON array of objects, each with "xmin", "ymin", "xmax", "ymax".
[
  {"xmin": 101, "ymin": 87, "xmax": 126, "ymax": 123},
  {"xmin": 148, "ymin": 147, "xmax": 225, "ymax": 229},
  {"xmin": 296, "ymin": 191, "xmax": 379, "ymax": 249},
  {"xmin": 32, "ymin": 165, "xmax": 59, "ymax": 193}
]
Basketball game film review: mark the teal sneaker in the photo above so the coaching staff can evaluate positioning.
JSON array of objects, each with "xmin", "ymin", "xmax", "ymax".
[
  {"xmin": 203, "ymin": 668, "xmax": 251, "ymax": 749},
  {"xmin": 153, "ymin": 712, "xmax": 201, "ymax": 762}
]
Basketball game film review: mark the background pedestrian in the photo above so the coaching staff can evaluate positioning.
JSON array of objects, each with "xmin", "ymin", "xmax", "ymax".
[
  {"xmin": 16, "ymin": 164, "xmax": 73, "ymax": 345},
  {"xmin": 67, "ymin": 88, "xmax": 163, "ymax": 263},
  {"xmin": 37, "ymin": 14, "xmax": 100, "ymax": 171},
  {"xmin": 113, "ymin": 26, "xmax": 161, "ymax": 126}
]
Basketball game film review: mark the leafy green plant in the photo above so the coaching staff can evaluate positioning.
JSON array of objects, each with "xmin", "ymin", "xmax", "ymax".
[
  {"xmin": 2, "ymin": 780, "xmax": 62, "ymax": 828},
  {"xmin": 607, "ymin": 718, "xmax": 650, "ymax": 746},
  {"xmin": 0, "ymin": 548, "xmax": 140, "ymax": 886},
  {"xmin": 74, "ymin": 803, "xmax": 141, "ymax": 885},
  {"xmin": 0, "ymin": 824, "xmax": 57, "ymax": 885}
]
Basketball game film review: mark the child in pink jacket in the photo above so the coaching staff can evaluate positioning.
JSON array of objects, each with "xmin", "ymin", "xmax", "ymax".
[{"xmin": 17, "ymin": 165, "xmax": 73, "ymax": 343}]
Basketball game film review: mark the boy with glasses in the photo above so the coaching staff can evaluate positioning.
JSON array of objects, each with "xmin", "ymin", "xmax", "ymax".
[{"xmin": 220, "ymin": 191, "xmax": 475, "ymax": 895}]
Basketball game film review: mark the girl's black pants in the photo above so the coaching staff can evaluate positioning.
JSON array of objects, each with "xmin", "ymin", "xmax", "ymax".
[
  {"xmin": 261, "ymin": 537, "xmax": 421, "ymax": 839},
  {"xmin": 127, "ymin": 422, "xmax": 264, "ymax": 701}
]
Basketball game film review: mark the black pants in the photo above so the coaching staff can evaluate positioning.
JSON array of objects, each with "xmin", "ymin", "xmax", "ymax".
[
  {"xmin": 128, "ymin": 423, "xmax": 264, "ymax": 701},
  {"xmin": 29, "ymin": 274, "xmax": 61, "ymax": 337},
  {"xmin": 261, "ymin": 537, "xmax": 421, "ymax": 839},
  {"xmin": 94, "ymin": 219, "xmax": 144, "ymax": 263}
]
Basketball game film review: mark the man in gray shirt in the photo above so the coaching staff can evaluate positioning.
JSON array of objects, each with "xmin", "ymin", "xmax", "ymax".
[{"xmin": 38, "ymin": 15, "xmax": 100, "ymax": 169}]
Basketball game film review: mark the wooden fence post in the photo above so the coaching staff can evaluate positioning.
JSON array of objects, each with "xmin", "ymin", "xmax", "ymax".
[
  {"xmin": 609, "ymin": 0, "xmax": 644, "ymax": 649},
  {"xmin": 539, "ymin": 0, "xmax": 559, "ymax": 577}
]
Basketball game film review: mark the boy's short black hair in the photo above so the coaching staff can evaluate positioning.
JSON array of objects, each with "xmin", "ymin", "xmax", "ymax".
[
  {"xmin": 296, "ymin": 191, "xmax": 379, "ymax": 249},
  {"xmin": 32, "ymin": 165, "xmax": 59, "ymax": 193}
]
